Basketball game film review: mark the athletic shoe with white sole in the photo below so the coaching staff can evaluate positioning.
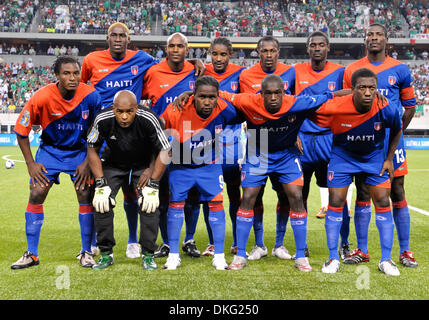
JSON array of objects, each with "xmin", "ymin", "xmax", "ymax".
[
  {"xmin": 92, "ymin": 253, "xmax": 114, "ymax": 270},
  {"xmin": 212, "ymin": 254, "xmax": 228, "ymax": 270},
  {"xmin": 294, "ymin": 257, "xmax": 312, "ymax": 272},
  {"xmin": 126, "ymin": 243, "xmax": 141, "ymax": 259},
  {"xmin": 154, "ymin": 243, "xmax": 170, "ymax": 258},
  {"xmin": 163, "ymin": 254, "xmax": 181, "ymax": 270},
  {"xmin": 182, "ymin": 239, "xmax": 201, "ymax": 258},
  {"xmin": 11, "ymin": 251, "xmax": 39, "ymax": 270},
  {"xmin": 338, "ymin": 243, "xmax": 351, "ymax": 261},
  {"xmin": 321, "ymin": 259, "xmax": 340, "ymax": 274},
  {"xmin": 272, "ymin": 245, "xmax": 293, "ymax": 260},
  {"xmin": 379, "ymin": 260, "xmax": 400, "ymax": 276},
  {"xmin": 228, "ymin": 255, "xmax": 247, "ymax": 270},
  {"xmin": 343, "ymin": 248, "xmax": 370, "ymax": 264},
  {"xmin": 399, "ymin": 250, "xmax": 418, "ymax": 268},
  {"xmin": 247, "ymin": 245, "xmax": 268, "ymax": 260},
  {"xmin": 80, "ymin": 251, "xmax": 96, "ymax": 268},
  {"xmin": 202, "ymin": 244, "xmax": 215, "ymax": 256}
]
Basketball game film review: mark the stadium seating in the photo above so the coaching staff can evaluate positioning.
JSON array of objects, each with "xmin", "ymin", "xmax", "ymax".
[{"xmin": 0, "ymin": 0, "xmax": 426, "ymax": 38}]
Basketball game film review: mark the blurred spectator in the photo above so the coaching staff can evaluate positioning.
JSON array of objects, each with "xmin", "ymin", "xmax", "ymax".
[{"xmin": 47, "ymin": 45, "xmax": 54, "ymax": 55}]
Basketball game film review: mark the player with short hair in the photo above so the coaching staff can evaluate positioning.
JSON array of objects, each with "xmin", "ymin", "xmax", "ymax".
[
  {"xmin": 86, "ymin": 90, "xmax": 170, "ymax": 270},
  {"xmin": 343, "ymin": 24, "xmax": 418, "ymax": 267},
  {"xmin": 221, "ymin": 74, "xmax": 336, "ymax": 271},
  {"xmin": 294, "ymin": 31, "xmax": 352, "ymax": 260},
  {"xmin": 11, "ymin": 56, "xmax": 102, "ymax": 269},
  {"xmin": 312, "ymin": 68, "xmax": 403, "ymax": 276},
  {"xmin": 238, "ymin": 36, "xmax": 297, "ymax": 261},
  {"xmin": 161, "ymin": 75, "xmax": 243, "ymax": 270},
  {"xmin": 197, "ymin": 37, "xmax": 245, "ymax": 256},
  {"xmin": 142, "ymin": 32, "xmax": 205, "ymax": 259}
]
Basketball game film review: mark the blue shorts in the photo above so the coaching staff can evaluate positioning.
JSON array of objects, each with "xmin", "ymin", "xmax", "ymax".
[
  {"xmin": 299, "ymin": 132, "xmax": 332, "ymax": 188},
  {"xmin": 392, "ymin": 134, "xmax": 408, "ymax": 177},
  {"xmin": 33, "ymin": 144, "xmax": 86, "ymax": 184},
  {"xmin": 327, "ymin": 170, "xmax": 391, "ymax": 189},
  {"xmin": 241, "ymin": 151, "xmax": 303, "ymax": 188},
  {"xmin": 169, "ymin": 163, "xmax": 224, "ymax": 202}
]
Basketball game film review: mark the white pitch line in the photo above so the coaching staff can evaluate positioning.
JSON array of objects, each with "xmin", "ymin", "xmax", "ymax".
[
  {"xmin": 408, "ymin": 169, "xmax": 429, "ymax": 172},
  {"xmin": 409, "ymin": 205, "xmax": 429, "ymax": 217},
  {"xmin": 2, "ymin": 155, "xmax": 25, "ymax": 163}
]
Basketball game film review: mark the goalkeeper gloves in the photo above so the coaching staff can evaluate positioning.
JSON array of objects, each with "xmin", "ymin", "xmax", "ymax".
[
  {"xmin": 138, "ymin": 179, "xmax": 160, "ymax": 214},
  {"xmin": 93, "ymin": 177, "xmax": 116, "ymax": 213}
]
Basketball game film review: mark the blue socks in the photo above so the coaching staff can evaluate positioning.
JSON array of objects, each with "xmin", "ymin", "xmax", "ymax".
[
  {"xmin": 354, "ymin": 201, "xmax": 372, "ymax": 254},
  {"xmin": 253, "ymin": 205, "xmax": 264, "ymax": 248},
  {"xmin": 78, "ymin": 204, "xmax": 95, "ymax": 253},
  {"xmin": 375, "ymin": 206, "xmax": 394, "ymax": 262},
  {"xmin": 290, "ymin": 210, "xmax": 307, "ymax": 259},
  {"xmin": 208, "ymin": 203, "xmax": 226, "ymax": 254},
  {"xmin": 340, "ymin": 202, "xmax": 350, "ymax": 246},
  {"xmin": 236, "ymin": 208, "xmax": 254, "ymax": 258},
  {"xmin": 167, "ymin": 202, "xmax": 185, "ymax": 254},
  {"xmin": 325, "ymin": 206, "xmax": 343, "ymax": 260},
  {"xmin": 392, "ymin": 200, "xmax": 411, "ymax": 254},
  {"xmin": 25, "ymin": 203, "xmax": 44, "ymax": 257},
  {"xmin": 275, "ymin": 202, "xmax": 289, "ymax": 248}
]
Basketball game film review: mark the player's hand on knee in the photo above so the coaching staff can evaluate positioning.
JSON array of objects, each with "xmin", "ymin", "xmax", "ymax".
[
  {"xmin": 28, "ymin": 161, "xmax": 50, "ymax": 188},
  {"xmin": 138, "ymin": 179, "xmax": 160, "ymax": 213},
  {"xmin": 93, "ymin": 177, "xmax": 115, "ymax": 213}
]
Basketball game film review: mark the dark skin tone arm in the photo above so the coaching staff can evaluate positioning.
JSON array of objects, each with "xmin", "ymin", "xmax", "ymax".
[
  {"xmin": 402, "ymin": 107, "xmax": 416, "ymax": 132},
  {"xmin": 17, "ymin": 135, "xmax": 50, "ymax": 188}
]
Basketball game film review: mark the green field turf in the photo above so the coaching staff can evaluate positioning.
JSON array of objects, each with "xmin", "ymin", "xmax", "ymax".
[{"xmin": 0, "ymin": 147, "xmax": 428, "ymax": 300}]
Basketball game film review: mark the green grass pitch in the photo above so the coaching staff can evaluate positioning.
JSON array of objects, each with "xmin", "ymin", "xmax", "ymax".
[{"xmin": 0, "ymin": 147, "xmax": 428, "ymax": 300}]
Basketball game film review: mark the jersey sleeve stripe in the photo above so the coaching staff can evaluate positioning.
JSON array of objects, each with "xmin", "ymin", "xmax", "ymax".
[{"xmin": 137, "ymin": 110, "xmax": 171, "ymax": 150}]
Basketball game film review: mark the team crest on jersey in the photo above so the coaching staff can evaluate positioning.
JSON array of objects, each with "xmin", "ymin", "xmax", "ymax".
[
  {"xmin": 328, "ymin": 171, "xmax": 334, "ymax": 181},
  {"xmin": 20, "ymin": 110, "xmax": 30, "ymax": 127},
  {"xmin": 87, "ymin": 127, "xmax": 99, "ymax": 144},
  {"xmin": 388, "ymin": 75, "xmax": 396, "ymax": 86},
  {"xmin": 82, "ymin": 110, "xmax": 89, "ymax": 120},
  {"xmin": 130, "ymin": 65, "xmax": 139, "ymax": 75},
  {"xmin": 231, "ymin": 81, "xmax": 238, "ymax": 91},
  {"xmin": 284, "ymin": 81, "xmax": 289, "ymax": 91},
  {"xmin": 215, "ymin": 124, "xmax": 223, "ymax": 134},
  {"xmin": 328, "ymin": 81, "xmax": 336, "ymax": 91},
  {"xmin": 189, "ymin": 81, "xmax": 195, "ymax": 90},
  {"xmin": 288, "ymin": 114, "xmax": 296, "ymax": 123},
  {"xmin": 374, "ymin": 122, "xmax": 382, "ymax": 131},
  {"xmin": 241, "ymin": 171, "xmax": 246, "ymax": 181}
]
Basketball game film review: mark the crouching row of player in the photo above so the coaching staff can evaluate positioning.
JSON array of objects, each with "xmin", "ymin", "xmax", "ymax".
[{"xmin": 11, "ymin": 57, "xmax": 406, "ymax": 276}]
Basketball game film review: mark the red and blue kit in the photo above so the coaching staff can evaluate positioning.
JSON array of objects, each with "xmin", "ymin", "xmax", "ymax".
[
  {"xmin": 14, "ymin": 83, "xmax": 102, "ymax": 183},
  {"xmin": 343, "ymin": 56, "xmax": 416, "ymax": 177},
  {"xmin": 311, "ymin": 95, "xmax": 402, "ymax": 188},
  {"xmin": 220, "ymin": 91, "xmax": 333, "ymax": 187},
  {"xmin": 142, "ymin": 59, "xmax": 197, "ymax": 117},
  {"xmin": 81, "ymin": 49, "xmax": 159, "ymax": 108}
]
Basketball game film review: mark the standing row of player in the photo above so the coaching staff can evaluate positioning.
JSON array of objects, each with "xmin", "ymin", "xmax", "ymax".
[{"xmin": 11, "ymin": 22, "xmax": 417, "ymax": 276}]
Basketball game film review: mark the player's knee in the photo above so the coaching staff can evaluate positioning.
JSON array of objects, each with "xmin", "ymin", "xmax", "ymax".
[
  {"xmin": 355, "ymin": 187, "xmax": 370, "ymax": 202},
  {"xmin": 390, "ymin": 177, "xmax": 405, "ymax": 202},
  {"xmin": 29, "ymin": 187, "xmax": 49, "ymax": 204}
]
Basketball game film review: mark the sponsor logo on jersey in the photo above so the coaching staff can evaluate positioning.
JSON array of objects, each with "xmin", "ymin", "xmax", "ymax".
[
  {"xmin": 82, "ymin": 110, "xmax": 89, "ymax": 120},
  {"xmin": 231, "ymin": 81, "xmax": 238, "ymax": 91},
  {"xmin": 160, "ymin": 84, "xmax": 170, "ymax": 88},
  {"xmin": 374, "ymin": 122, "xmax": 382, "ymax": 131},
  {"xmin": 299, "ymin": 81, "xmax": 309, "ymax": 84},
  {"xmin": 51, "ymin": 112, "xmax": 62, "ymax": 116},
  {"xmin": 328, "ymin": 81, "xmax": 336, "ymax": 91},
  {"xmin": 131, "ymin": 65, "xmax": 139, "ymax": 75},
  {"xmin": 20, "ymin": 110, "xmax": 30, "ymax": 127},
  {"xmin": 252, "ymin": 84, "xmax": 261, "ymax": 88},
  {"xmin": 284, "ymin": 81, "xmax": 289, "ymax": 91},
  {"xmin": 98, "ymin": 68, "xmax": 109, "ymax": 72},
  {"xmin": 388, "ymin": 75, "xmax": 396, "ymax": 86},
  {"xmin": 328, "ymin": 170, "xmax": 334, "ymax": 181},
  {"xmin": 341, "ymin": 123, "xmax": 352, "ymax": 127},
  {"xmin": 189, "ymin": 81, "xmax": 195, "ymax": 90}
]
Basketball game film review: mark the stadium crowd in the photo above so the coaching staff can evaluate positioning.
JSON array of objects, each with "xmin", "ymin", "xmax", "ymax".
[{"xmin": 0, "ymin": 0, "xmax": 428, "ymax": 38}]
